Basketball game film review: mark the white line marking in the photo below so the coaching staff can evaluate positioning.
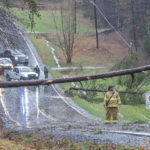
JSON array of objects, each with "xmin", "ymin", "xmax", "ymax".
[
  {"xmin": 19, "ymin": 33, "xmax": 58, "ymax": 121},
  {"xmin": 19, "ymin": 31, "xmax": 44, "ymax": 76},
  {"xmin": 0, "ymin": 89, "xmax": 21, "ymax": 126},
  {"xmin": 25, "ymin": 87, "xmax": 30, "ymax": 128},
  {"xmin": 35, "ymin": 87, "xmax": 40, "ymax": 119},
  {"xmin": 34, "ymin": 87, "xmax": 57, "ymax": 121},
  {"xmin": 39, "ymin": 95, "xmax": 70, "ymax": 99},
  {"xmin": 51, "ymin": 84, "xmax": 90, "ymax": 118},
  {"xmin": 21, "ymin": 32, "xmax": 91, "ymax": 119},
  {"xmin": 39, "ymin": 109, "xmax": 57, "ymax": 121}
]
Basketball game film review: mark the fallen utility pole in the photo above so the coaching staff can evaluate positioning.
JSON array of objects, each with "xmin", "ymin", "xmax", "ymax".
[
  {"xmin": 0, "ymin": 65, "xmax": 150, "ymax": 88},
  {"xmin": 69, "ymin": 87, "xmax": 143, "ymax": 95}
]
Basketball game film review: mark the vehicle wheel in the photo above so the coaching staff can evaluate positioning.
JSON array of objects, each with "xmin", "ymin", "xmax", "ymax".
[{"xmin": 6, "ymin": 74, "xmax": 11, "ymax": 81}]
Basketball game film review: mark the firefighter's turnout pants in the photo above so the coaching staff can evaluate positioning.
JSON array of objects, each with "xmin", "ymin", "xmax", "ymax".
[
  {"xmin": 104, "ymin": 91, "xmax": 121, "ymax": 124},
  {"xmin": 106, "ymin": 107, "xmax": 118, "ymax": 124}
]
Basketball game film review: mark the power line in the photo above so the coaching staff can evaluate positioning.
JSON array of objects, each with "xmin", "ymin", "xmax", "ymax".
[{"xmin": 88, "ymin": 0, "xmax": 131, "ymax": 48}]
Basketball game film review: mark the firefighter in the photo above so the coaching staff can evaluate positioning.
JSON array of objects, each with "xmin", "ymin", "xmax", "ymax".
[
  {"xmin": 44, "ymin": 66, "xmax": 48, "ymax": 79},
  {"xmin": 104, "ymin": 85, "xmax": 121, "ymax": 124},
  {"xmin": 34, "ymin": 65, "xmax": 40, "ymax": 79}
]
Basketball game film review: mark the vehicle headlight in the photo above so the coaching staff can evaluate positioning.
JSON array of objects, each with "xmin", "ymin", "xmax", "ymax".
[
  {"xmin": 26, "ymin": 56, "xmax": 29, "ymax": 59},
  {"xmin": 15, "ymin": 57, "xmax": 18, "ymax": 60},
  {"xmin": 36, "ymin": 74, "xmax": 38, "ymax": 77},
  {"xmin": 10, "ymin": 65, "xmax": 13, "ymax": 69}
]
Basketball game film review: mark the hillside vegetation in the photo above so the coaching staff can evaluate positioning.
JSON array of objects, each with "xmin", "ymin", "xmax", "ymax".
[{"xmin": 9, "ymin": 7, "xmax": 95, "ymax": 33}]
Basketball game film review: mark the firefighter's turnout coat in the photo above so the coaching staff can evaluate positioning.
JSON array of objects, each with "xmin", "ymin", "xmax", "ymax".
[
  {"xmin": 104, "ymin": 91, "xmax": 121, "ymax": 107},
  {"xmin": 104, "ymin": 91, "xmax": 121, "ymax": 124}
]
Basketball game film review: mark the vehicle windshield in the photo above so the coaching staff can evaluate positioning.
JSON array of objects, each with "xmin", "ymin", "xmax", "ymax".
[
  {"xmin": 18, "ymin": 67, "xmax": 33, "ymax": 72},
  {"xmin": 0, "ymin": 59, "xmax": 12, "ymax": 64},
  {"xmin": 11, "ymin": 50, "xmax": 23, "ymax": 56}
]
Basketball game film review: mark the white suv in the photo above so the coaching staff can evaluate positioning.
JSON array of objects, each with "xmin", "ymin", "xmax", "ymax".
[{"xmin": 6, "ymin": 66, "xmax": 38, "ymax": 81}]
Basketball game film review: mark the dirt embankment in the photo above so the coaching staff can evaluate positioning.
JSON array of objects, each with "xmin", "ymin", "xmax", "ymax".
[
  {"xmin": 45, "ymin": 31, "xmax": 130, "ymax": 67},
  {"xmin": 74, "ymin": 32, "xmax": 130, "ymax": 67}
]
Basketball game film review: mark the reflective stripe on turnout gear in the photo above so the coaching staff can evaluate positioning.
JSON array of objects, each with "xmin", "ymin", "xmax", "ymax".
[
  {"xmin": 104, "ymin": 97, "xmax": 120, "ymax": 101},
  {"xmin": 113, "ymin": 120, "xmax": 118, "ymax": 123},
  {"xmin": 106, "ymin": 120, "xmax": 110, "ymax": 123},
  {"xmin": 104, "ymin": 91, "xmax": 121, "ymax": 107}
]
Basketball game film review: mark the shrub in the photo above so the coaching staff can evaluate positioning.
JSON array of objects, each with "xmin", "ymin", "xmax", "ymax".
[{"xmin": 113, "ymin": 54, "xmax": 148, "ymax": 105}]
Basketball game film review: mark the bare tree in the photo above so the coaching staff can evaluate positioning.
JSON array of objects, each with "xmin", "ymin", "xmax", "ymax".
[{"xmin": 53, "ymin": 1, "xmax": 75, "ymax": 64}]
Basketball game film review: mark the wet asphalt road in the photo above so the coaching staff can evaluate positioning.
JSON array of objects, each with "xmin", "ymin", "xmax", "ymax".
[
  {"xmin": 2, "ymin": 85, "xmax": 89, "ymax": 129},
  {"xmin": 0, "ymin": 31, "xmax": 96, "ymax": 130}
]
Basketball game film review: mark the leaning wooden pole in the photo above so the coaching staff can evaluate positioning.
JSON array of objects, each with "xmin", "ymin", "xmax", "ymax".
[
  {"xmin": 93, "ymin": 0, "xmax": 99, "ymax": 48},
  {"xmin": 0, "ymin": 65, "xmax": 150, "ymax": 88},
  {"xmin": 69, "ymin": 87, "xmax": 143, "ymax": 95}
]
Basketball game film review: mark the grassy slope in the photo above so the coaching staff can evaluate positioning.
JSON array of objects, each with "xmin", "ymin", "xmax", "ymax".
[
  {"xmin": 0, "ymin": 139, "xmax": 34, "ymax": 150},
  {"xmin": 0, "ymin": 136, "xmax": 140, "ymax": 150},
  {"xmin": 29, "ymin": 35, "xmax": 150, "ymax": 122},
  {"xmin": 73, "ymin": 97, "xmax": 150, "ymax": 122},
  {"xmin": 9, "ymin": 8, "xmax": 96, "ymax": 33},
  {"xmin": 29, "ymin": 35, "xmax": 57, "ymax": 67}
]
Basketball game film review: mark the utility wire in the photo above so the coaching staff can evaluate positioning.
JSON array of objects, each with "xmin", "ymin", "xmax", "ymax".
[{"xmin": 88, "ymin": 0, "xmax": 131, "ymax": 48}]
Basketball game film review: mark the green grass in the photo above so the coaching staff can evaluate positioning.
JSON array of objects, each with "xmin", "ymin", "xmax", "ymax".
[
  {"xmin": 9, "ymin": 8, "xmax": 58, "ymax": 32},
  {"xmin": 29, "ymin": 34, "xmax": 57, "ymax": 67},
  {"xmin": 50, "ymin": 72, "xmax": 150, "ymax": 122},
  {"xmin": 73, "ymin": 97, "xmax": 105, "ymax": 119},
  {"xmin": 9, "ymin": 7, "xmax": 102, "ymax": 33},
  {"xmin": 28, "ymin": 32, "xmax": 150, "ymax": 123},
  {"xmin": 72, "ymin": 97, "xmax": 150, "ymax": 122},
  {"xmin": 49, "ymin": 70, "xmax": 150, "ymax": 122}
]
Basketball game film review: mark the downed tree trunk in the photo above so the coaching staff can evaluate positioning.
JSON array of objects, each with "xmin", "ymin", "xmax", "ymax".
[
  {"xmin": 69, "ymin": 87, "xmax": 143, "ymax": 95},
  {"xmin": 0, "ymin": 64, "xmax": 150, "ymax": 88}
]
